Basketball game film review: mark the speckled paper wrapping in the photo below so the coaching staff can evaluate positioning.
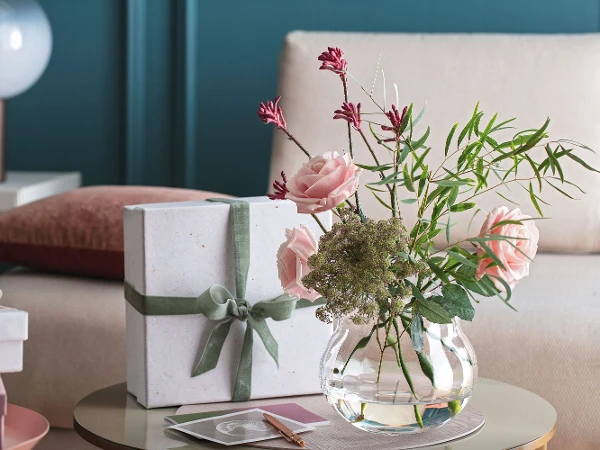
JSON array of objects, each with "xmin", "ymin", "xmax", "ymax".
[{"xmin": 124, "ymin": 197, "xmax": 332, "ymax": 409}]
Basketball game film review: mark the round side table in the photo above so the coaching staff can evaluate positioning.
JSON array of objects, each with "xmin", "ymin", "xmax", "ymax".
[{"xmin": 73, "ymin": 378, "xmax": 556, "ymax": 450}]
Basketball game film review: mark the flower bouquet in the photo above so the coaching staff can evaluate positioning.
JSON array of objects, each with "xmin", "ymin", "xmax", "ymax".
[{"xmin": 258, "ymin": 47, "xmax": 598, "ymax": 434}]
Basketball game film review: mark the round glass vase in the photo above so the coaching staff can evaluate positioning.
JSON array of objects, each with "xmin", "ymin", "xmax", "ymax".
[{"xmin": 320, "ymin": 314, "xmax": 477, "ymax": 434}]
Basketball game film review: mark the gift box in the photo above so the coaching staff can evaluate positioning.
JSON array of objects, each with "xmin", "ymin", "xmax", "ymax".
[
  {"xmin": 0, "ymin": 305, "xmax": 28, "ymax": 373},
  {"xmin": 124, "ymin": 197, "xmax": 332, "ymax": 408}
]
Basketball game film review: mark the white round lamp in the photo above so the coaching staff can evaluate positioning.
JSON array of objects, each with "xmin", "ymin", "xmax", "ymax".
[{"xmin": 0, "ymin": 0, "xmax": 52, "ymax": 181}]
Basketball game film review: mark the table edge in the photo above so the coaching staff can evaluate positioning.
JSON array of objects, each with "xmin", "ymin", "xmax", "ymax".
[
  {"xmin": 74, "ymin": 417, "xmax": 140, "ymax": 450},
  {"xmin": 513, "ymin": 420, "xmax": 557, "ymax": 450}
]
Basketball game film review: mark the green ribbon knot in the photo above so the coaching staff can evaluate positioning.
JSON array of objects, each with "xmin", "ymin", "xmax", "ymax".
[{"xmin": 192, "ymin": 283, "xmax": 298, "ymax": 402}]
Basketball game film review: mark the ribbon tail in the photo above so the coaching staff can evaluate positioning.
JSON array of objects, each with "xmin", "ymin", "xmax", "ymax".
[
  {"xmin": 232, "ymin": 322, "xmax": 254, "ymax": 402},
  {"xmin": 192, "ymin": 319, "xmax": 234, "ymax": 377},
  {"xmin": 250, "ymin": 314, "xmax": 279, "ymax": 367}
]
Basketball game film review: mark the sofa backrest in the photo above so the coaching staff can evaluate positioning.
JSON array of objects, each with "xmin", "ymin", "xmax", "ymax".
[{"xmin": 270, "ymin": 31, "xmax": 600, "ymax": 252}]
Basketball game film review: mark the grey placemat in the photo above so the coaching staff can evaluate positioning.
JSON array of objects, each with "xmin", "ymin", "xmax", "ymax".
[{"xmin": 176, "ymin": 395, "xmax": 485, "ymax": 450}]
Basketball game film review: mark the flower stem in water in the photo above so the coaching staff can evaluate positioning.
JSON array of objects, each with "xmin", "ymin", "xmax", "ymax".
[{"xmin": 393, "ymin": 319, "xmax": 424, "ymax": 428}]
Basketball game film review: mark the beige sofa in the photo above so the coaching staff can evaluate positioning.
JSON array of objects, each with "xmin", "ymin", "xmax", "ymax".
[{"xmin": 1, "ymin": 33, "xmax": 599, "ymax": 449}]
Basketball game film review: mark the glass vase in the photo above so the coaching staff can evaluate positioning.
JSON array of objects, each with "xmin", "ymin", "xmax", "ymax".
[{"xmin": 320, "ymin": 314, "xmax": 477, "ymax": 434}]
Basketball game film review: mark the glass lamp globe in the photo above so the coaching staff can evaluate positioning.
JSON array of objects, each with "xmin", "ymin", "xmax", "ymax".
[{"xmin": 0, "ymin": 0, "xmax": 52, "ymax": 99}]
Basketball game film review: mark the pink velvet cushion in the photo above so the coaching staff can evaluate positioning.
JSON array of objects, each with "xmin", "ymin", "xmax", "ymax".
[{"xmin": 0, "ymin": 186, "xmax": 230, "ymax": 279}]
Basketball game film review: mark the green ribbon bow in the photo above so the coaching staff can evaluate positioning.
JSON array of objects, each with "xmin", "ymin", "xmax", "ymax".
[{"xmin": 124, "ymin": 198, "xmax": 323, "ymax": 402}]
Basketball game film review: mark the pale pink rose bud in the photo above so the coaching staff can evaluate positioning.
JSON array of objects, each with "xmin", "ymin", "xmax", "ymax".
[
  {"xmin": 475, "ymin": 206, "xmax": 539, "ymax": 291},
  {"xmin": 257, "ymin": 95, "xmax": 287, "ymax": 130},
  {"xmin": 277, "ymin": 225, "xmax": 320, "ymax": 301},
  {"xmin": 334, "ymin": 102, "xmax": 362, "ymax": 130},
  {"xmin": 318, "ymin": 47, "xmax": 348, "ymax": 80},
  {"xmin": 286, "ymin": 151, "xmax": 361, "ymax": 214}
]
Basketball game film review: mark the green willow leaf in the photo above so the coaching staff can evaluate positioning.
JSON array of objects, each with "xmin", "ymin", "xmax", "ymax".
[
  {"xmin": 524, "ymin": 154, "xmax": 542, "ymax": 190},
  {"xmin": 446, "ymin": 123, "xmax": 459, "ymax": 156},
  {"xmin": 355, "ymin": 163, "xmax": 393, "ymax": 171},
  {"xmin": 446, "ymin": 250, "xmax": 478, "ymax": 269},
  {"xmin": 410, "ymin": 313, "xmax": 424, "ymax": 352},
  {"xmin": 478, "ymin": 241, "xmax": 506, "ymax": 270},
  {"xmin": 412, "ymin": 126, "xmax": 431, "ymax": 150},
  {"xmin": 488, "ymin": 276, "xmax": 516, "ymax": 310},
  {"xmin": 403, "ymin": 165, "xmax": 415, "ymax": 192},
  {"xmin": 401, "ymin": 198, "xmax": 418, "ymax": 204},
  {"xmin": 490, "ymin": 117, "xmax": 550, "ymax": 163},
  {"xmin": 448, "ymin": 186, "xmax": 459, "ymax": 206},
  {"xmin": 565, "ymin": 151, "xmax": 600, "ymax": 173},
  {"xmin": 427, "ymin": 260, "xmax": 450, "ymax": 284},
  {"xmin": 399, "ymin": 104, "xmax": 413, "ymax": 135},
  {"xmin": 412, "ymin": 148, "xmax": 431, "ymax": 175},
  {"xmin": 545, "ymin": 180, "xmax": 575, "ymax": 199},
  {"xmin": 418, "ymin": 174, "xmax": 427, "ymax": 197},
  {"xmin": 450, "ymin": 202, "xmax": 476, "ymax": 212},
  {"xmin": 528, "ymin": 182, "xmax": 543, "ymax": 216},
  {"xmin": 417, "ymin": 352, "xmax": 436, "ymax": 387},
  {"xmin": 434, "ymin": 179, "xmax": 473, "ymax": 187},
  {"xmin": 371, "ymin": 191, "xmax": 393, "ymax": 210},
  {"xmin": 496, "ymin": 191, "xmax": 519, "ymax": 205}
]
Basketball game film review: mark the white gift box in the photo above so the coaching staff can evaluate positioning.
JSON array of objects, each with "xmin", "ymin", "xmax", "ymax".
[
  {"xmin": 124, "ymin": 197, "xmax": 332, "ymax": 408},
  {"xmin": 0, "ymin": 305, "xmax": 28, "ymax": 373}
]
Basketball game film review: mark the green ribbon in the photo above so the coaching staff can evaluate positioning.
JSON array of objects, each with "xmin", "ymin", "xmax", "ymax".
[{"xmin": 123, "ymin": 198, "xmax": 324, "ymax": 402}]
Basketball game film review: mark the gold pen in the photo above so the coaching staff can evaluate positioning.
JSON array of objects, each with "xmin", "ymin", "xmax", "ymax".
[{"xmin": 263, "ymin": 412, "xmax": 306, "ymax": 448}]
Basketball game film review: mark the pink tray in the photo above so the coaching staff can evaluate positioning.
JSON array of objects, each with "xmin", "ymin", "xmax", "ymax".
[{"xmin": 2, "ymin": 404, "xmax": 49, "ymax": 450}]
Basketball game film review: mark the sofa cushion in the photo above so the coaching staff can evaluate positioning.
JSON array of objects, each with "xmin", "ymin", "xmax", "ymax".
[
  {"xmin": 0, "ymin": 269, "xmax": 125, "ymax": 428},
  {"xmin": 461, "ymin": 253, "xmax": 600, "ymax": 450},
  {"xmin": 272, "ymin": 32, "xmax": 600, "ymax": 252},
  {"xmin": 0, "ymin": 186, "xmax": 229, "ymax": 279}
]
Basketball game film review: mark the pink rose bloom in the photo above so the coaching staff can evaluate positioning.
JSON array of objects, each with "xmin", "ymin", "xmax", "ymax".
[
  {"xmin": 277, "ymin": 225, "xmax": 321, "ymax": 301},
  {"xmin": 475, "ymin": 206, "xmax": 539, "ymax": 290},
  {"xmin": 287, "ymin": 151, "xmax": 361, "ymax": 214}
]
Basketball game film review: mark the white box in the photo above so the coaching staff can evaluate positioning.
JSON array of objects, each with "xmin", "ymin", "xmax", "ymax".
[
  {"xmin": 0, "ymin": 171, "xmax": 81, "ymax": 212},
  {"xmin": 124, "ymin": 197, "xmax": 332, "ymax": 408},
  {"xmin": 0, "ymin": 306, "xmax": 28, "ymax": 373}
]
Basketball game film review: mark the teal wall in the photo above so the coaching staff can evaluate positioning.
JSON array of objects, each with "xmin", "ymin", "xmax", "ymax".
[{"xmin": 6, "ymin": 0, "xmax": 600, "ymax": 195}]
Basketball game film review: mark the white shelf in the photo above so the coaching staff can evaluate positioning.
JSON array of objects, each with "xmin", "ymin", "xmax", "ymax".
[{"xmin": 0, "ymin": 171, "xmax": 81, "ymax": 212}]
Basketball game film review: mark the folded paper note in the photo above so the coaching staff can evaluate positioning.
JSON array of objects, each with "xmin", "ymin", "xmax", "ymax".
[
  {"xmin": 168, "ymin": 408, "xmax": 314, "ymax": 447},
  {"xmin": 166, "ymin": 402, "xmax": 330, "ymax": 427},
  {"xmin": 124, "ymin": 197, "xmax": 332, "ymax": 408}
]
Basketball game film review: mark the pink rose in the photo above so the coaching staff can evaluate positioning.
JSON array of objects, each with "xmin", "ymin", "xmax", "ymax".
[
  {"xmin": 286, "ymin": 151, "xmax": 361, "ymax": 214},
  {"xmin": 475, "ymin": 206, "xmax": 539, "ymax": 290},
  {"xmin": 277, "ymin": 225, "xmax": 321, "ymax": 301}
]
